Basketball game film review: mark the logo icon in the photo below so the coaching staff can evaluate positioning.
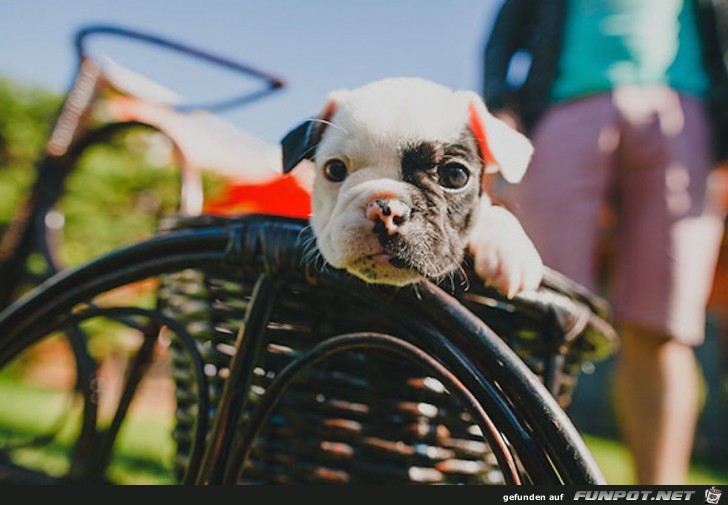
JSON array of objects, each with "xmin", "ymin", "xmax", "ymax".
[{"xmin": 706, "ymin": 487, "xmax": 722, "ymax": 504}]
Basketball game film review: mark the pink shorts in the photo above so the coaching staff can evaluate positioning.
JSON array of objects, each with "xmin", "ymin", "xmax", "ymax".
[{"xmin": 508, "ymin": 86, "xmax": 725, "ymax": 345}]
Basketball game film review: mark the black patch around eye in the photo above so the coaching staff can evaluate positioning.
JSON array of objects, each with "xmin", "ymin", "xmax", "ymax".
[
  {"xmin": 444, "ymin": 135, "xmax": 481, "ymax": 168},
  {"xmin": 401, "ymin": 142, "xmax": 438, "ymax": 183}
]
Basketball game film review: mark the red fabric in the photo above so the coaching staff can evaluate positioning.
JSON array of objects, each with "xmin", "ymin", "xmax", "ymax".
[
  {"xmin": 468, "ymin": 102, "xmax": 495, "ymax": 165},
  {"xmin": 203, "ymin": 174, "xmax": 311, "ymax": 218}
]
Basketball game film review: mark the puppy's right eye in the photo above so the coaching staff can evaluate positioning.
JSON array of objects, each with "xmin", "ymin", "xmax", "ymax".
[
  {"xmin": 438, "ymin": 163, "xmax": 470, "ymax": 189},
  {"xmin": 323, "ymin": 159, "xmax": 348, "ymax": 182}
]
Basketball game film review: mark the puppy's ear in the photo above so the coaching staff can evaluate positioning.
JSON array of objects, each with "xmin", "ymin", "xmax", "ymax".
[
  {"xmin": 281, "ymin": 91, "xmax": 346, "ymax": 173},
  {"xmin": 462, "ymin": 92, "xmax": 533, "ymax": 185}
]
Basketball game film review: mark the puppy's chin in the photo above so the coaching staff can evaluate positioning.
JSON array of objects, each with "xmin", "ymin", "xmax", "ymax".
[
  {"xmin": 312, "ymin": 213, "xmax": 468, "ymax": 287},
  {"xmin": 316, "ymin": 240, "xmax": 425, "ymax": 286},
  {"xmin": 324, "ymin": 245, "xmax": 463, "ymax": 286},
  {"xmin": 346, "ymin": 253, "xmax": 422, "ymax": 286}
]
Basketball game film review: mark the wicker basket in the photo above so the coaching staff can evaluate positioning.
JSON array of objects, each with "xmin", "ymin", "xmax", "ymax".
[{"xmin": 158, "ymin": 214, "xmax": 617, "ymax": 484}]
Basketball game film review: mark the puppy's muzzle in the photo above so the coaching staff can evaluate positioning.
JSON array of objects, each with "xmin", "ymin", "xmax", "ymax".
[{"xmin": 366, "ymin": 197, "xmax": 411, "ymax": 238}]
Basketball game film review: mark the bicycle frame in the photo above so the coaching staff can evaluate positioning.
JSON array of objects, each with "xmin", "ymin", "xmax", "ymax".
[{"xmin": 0, "ymin": 24, "xmax": 285, "ymax": 310}]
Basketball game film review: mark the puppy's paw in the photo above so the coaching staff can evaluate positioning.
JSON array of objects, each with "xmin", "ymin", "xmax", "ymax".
[{"xmin": 468, "ymin": 206, "xmax": 543, "ymax": 298}]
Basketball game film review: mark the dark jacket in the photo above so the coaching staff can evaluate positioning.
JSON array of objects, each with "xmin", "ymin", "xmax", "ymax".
[{"xmin": 483, "ymin": 0, "xmax": 728, "ymax": 162}]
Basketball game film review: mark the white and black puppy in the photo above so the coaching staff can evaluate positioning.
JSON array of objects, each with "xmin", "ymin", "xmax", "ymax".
[{"xmin": 281, "ymin": 77, "xmax": 542, "ymax": 298}]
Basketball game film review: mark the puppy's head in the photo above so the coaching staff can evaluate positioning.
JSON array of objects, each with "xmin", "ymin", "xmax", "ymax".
[{"xmin": 282, "ymin": 77, "xmax": 532, "ymax": 286}]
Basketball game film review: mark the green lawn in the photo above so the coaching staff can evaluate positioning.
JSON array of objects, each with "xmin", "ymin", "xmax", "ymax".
[
  {"xmin": 0, "ymin": 377, "xmax": 175, "ymax": 484},
  {"xmin": 583, "ymin": 434, "xmax": 728, "ymax": 485},
  {"xmin": 1, "ymin": 376, "xmax": 726, "ymax": 485}
]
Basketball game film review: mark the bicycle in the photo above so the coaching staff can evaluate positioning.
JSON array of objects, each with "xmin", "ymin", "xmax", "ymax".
[
  {"xmin": 0, "ymin": 24, "xmax": 289, "ymax": 310},
  {"xmin": 0, "ymin": 24, "xmax": 618, "ymax": 485}
]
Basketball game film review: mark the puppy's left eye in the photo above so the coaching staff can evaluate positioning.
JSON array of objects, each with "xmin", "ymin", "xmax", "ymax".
[
  {"xmin": 323, "ymin": 159, "xmax": 348, "ymax": 182},
  {"xmin": 438, "ymin": 163, "xmax": 470, "ymax": 189}
]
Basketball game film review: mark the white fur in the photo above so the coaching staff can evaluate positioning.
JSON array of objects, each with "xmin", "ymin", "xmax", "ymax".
[
  {"xmin": 468, "ymin": 202, "xmax": 543, "ymax": 298},
  {"xmin": 307, "ymin": 77, "xmax": 543, "ymax": 294}
]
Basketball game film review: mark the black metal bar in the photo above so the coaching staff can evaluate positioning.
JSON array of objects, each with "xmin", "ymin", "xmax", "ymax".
[
  {"xmin": 0, "ymin": 218, "xmax": 305, "ymax": 361},
  {"xmin": 311, "ymin": 275, "xmax": 562, "ymax": 484},
  {"xmin": 0, "ymin": 230, "xmax": 232, "ymax": 362},
  {"xmin": 64, "ymin": 306, "xmax": 212, "ymax": 484},
  {"xmin": 229, "ymin": 332, "xmax": 522, "ymax": 485},
  {"xmin": 5, "ymin": 304, "xmax": 211, "ymax": 484},
  {"xmin": 73, "ymin": 24, "xmax": 285, "ymax": 113},
  {"xmin": 75, "ymin": 25, "xmax": 285, "ymax": 88},
  {"xmin": 85, "ymin": 322, "xmax": 161, "ymax": 481},
  {"xmin": 0, "ymin": 154, "xmax": 76, "ymax": 309},
  {"xmin": 410, "ymin": 281, "xmax": 605, "ymax": 484},
  {"xmin": 66, "ymin": 324, "xmax": 102, "ymax": 481},
  {"xmin": 195, "ymin": 274, "xmax": 279, "ymax": 485},
  {"xmin": 541, "ymin": 308, "xmax": 564, "ymax": 397}
]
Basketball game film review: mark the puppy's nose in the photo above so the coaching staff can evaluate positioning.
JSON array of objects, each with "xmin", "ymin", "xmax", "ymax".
[{"xmin": 366, "ymin": 198, "xmax": 410, "ymax": 235}]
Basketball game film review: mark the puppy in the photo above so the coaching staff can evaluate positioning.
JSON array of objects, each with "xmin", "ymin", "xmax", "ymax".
[{"xmin": 281, "ymin": 77, "xmax": 542, "ymax": 298}]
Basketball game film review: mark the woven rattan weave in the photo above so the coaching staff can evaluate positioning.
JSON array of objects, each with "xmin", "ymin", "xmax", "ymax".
[
  {"xmin": 158, "ymin": 214, "xmax": 617, "ymax": 484},
  {"xmin": 0, "ymin": 213, "xmax": 617, "ymax": 484}
]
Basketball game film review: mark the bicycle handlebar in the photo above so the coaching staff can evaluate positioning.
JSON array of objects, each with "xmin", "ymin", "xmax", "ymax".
[{"xmin": 74, "ymin": 24, "xmax": 285, "ymax": 113}]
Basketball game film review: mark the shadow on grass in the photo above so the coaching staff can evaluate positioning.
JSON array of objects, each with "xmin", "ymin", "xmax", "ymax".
[{"xmin": 0, "ymin": 423, "xmax": 175, "ymax": 484}]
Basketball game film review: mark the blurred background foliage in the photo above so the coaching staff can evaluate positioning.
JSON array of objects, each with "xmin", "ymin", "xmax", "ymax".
[
  {"xmin": 0, "ymin": 79, "xmax": 59, "ymax": 227},
  {"xmin": 0, "ymin": 77, "xmax": 225, "ymax": 269}
]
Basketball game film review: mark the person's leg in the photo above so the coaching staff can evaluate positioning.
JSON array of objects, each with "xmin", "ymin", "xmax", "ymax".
[
  {"xmin": 611, "ymin": 87, "xmax": 724, "ymax": 484},
  {"xmin": 613, "ymin": 323, "xmax": 700, "ymax": 484}
]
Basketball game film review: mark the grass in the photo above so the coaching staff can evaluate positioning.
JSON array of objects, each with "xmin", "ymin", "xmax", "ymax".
[
  {"xmin": 0, "ymin": 376, "xmax": 175, "ymax": 485},
  {"xmin": 2, "ymin": 375, "xmax": 727, "ymax": 485},
  {"xmin": 583, "ymin": 434, "xmax": 728, "ymax": 485}
]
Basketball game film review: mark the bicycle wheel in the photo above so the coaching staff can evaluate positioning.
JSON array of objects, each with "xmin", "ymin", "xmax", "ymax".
[{"xmin": 0, "ymin": 214, "xmax": 615, "ymax": 484}]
